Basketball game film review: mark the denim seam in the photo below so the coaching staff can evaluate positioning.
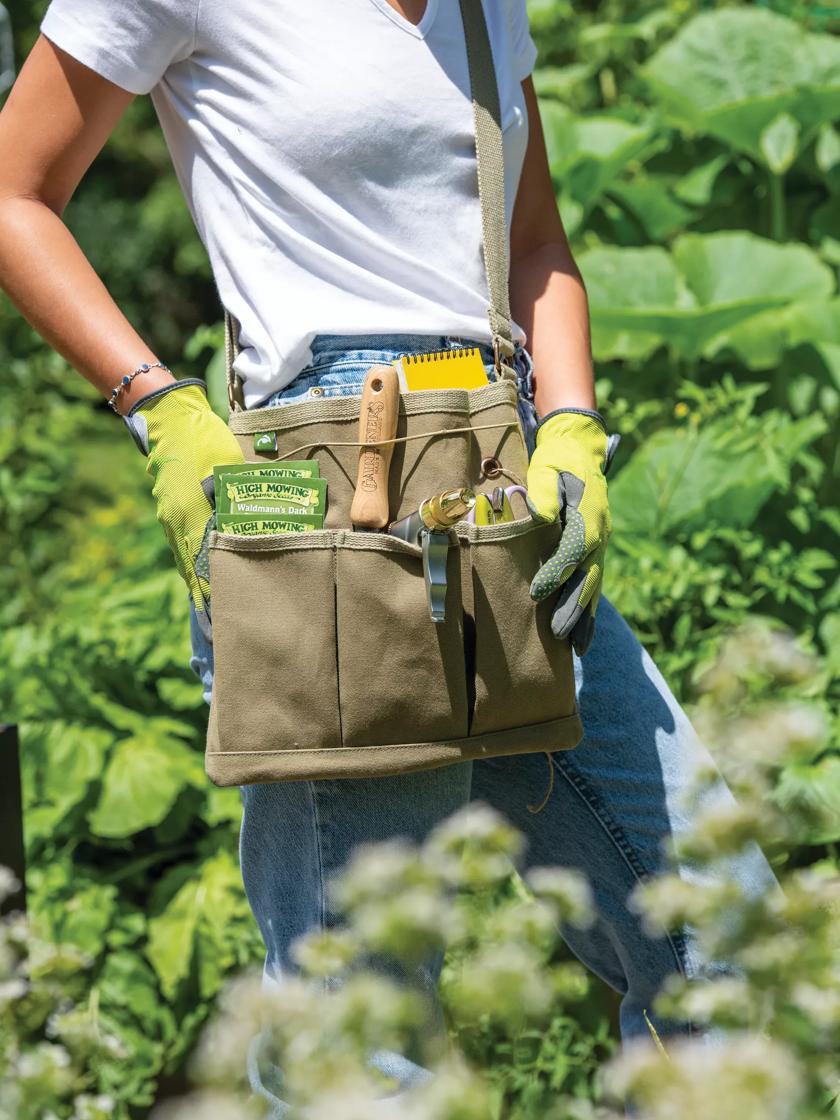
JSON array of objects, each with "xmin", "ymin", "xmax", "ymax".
[
  {"xmin": 306, "ymin": 781, "xmax": 328, "ymax": 937},
  {"xmin": 296, "ymin": 361, "xmax": 380, "ymax": 375},
  {"xmin": 551, "ymin": 754, "xmax": 697, "ymax": 1002}
]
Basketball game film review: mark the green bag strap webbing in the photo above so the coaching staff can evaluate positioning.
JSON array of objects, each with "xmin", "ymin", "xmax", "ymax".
[{"xmin": 224, "ymin": 0, "xmax": 515, "ymax": 410}]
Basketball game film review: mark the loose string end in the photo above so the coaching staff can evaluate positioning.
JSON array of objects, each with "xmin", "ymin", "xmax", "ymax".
[{"xmin": 526, "ymin": 751, "xmax": 555, "ymax": 814}]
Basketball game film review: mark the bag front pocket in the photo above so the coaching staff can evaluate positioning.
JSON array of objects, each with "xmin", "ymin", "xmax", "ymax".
[
  {"xmin": 334, "ymin": 532, "xmax": 469, "ymax": 747},
  {"xmin": 459, "ymin": 517, "xmax": 577, "ymax": 738},
  {"xmin": 208, "ymin": 530, "xmax": 341, "ymax": 757}
]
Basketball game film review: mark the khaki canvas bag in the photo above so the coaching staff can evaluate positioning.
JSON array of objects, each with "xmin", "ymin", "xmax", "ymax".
[{"xmin": 204, "ymin": 0, "xmax": 584, "ymax": 787}]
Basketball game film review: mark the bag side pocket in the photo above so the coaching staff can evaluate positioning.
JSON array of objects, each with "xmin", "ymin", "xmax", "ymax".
[
  {"xmin": 207, "ymin": 530, "xmax": 341, "ymax": 777},
  {"xmin": 334, "ymin": 531, "xmax": 469, "ymax": 748},
  {"xmin": 460, "ymin": 518, "xmax": 579, "ymax": 739}
]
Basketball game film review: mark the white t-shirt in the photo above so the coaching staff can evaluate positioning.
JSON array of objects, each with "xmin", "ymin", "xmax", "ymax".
[{"xmin": 40, "ymin": 0, "xmax": 538, "ymax": 406}]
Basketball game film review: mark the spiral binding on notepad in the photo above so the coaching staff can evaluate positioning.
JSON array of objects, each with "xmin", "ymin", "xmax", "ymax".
[{"xmin": 402, "ymin": 347, "xmax": 481, "ymax": 364}]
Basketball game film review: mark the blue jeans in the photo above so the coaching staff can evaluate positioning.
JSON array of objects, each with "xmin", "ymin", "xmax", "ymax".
[{"xmin": 190, "ymin": 332, "xmax": 778, "ymax": 1112}]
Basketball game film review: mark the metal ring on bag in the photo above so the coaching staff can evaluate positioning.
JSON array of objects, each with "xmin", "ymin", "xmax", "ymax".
[{"xmin": 480, "ymin": 456, "xmax": 503, "ymax": 480}]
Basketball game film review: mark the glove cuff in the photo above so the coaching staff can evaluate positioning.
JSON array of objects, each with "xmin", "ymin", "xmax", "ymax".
[
  {"xmin": 126, "ymin": 377, "xmax": 207, "ymax": 417},
  {"xmin": 535, "ymin": 406, "xmax": 607, "ymax": 434},
  {"xmin": 122, "ymin": 379, "xmax": 208, "ymax": 455}
]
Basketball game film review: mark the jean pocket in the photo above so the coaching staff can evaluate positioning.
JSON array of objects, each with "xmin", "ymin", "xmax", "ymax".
[{"xmin": 272, "ymin": 361, "xmax": 382, "ymax": 406}]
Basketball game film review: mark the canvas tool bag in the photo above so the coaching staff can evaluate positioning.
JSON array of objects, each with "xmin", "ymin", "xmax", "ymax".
[{"xmin": 204, "ymin": 0, "xmax": 584, "ymax": 787}]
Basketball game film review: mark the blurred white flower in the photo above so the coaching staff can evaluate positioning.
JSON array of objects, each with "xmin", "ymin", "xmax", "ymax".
[
  {"xmin": 630, "ymin": 873, "xmax": 743, "ymax": 937},
  {"xmin": 525, "ymin": 866, "xmax": 595, "ymax": 929},
  {"xmin": 424, "ymin": 803, "xmax": 524, "ymax": 888},
  {"xmin": 0, "ymin": 866, "xmax": 20, "ymax": 905},
  {"xmin": 604, "ymin": 1033, "xmax": 804, "ymax": 1120},
  {"xmin": 447, "ymin": 942, "xmax": 553, "ymax": 1025}
]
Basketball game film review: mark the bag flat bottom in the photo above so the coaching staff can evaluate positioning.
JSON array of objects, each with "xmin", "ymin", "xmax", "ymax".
[{"xmin": 205, "ymin": 711, "xmax": 584, "ymax": 786}]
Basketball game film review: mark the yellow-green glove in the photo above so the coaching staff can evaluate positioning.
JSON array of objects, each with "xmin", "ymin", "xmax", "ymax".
[
  {"xmin": 526, "ymin": 408, "xmax": 618, "ymax": 656},
  {"xmin": 123, "ymin": 380, "xmax": 244, "ymax": 621}
]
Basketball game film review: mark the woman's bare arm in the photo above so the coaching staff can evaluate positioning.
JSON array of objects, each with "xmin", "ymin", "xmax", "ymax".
[
  {"xmin": 509, "ymin": 76, "xmax": 596, "ymax": 416},
  {"xmin": 0, "ymin": 35, "xmax": 175, "ymax": 413}
]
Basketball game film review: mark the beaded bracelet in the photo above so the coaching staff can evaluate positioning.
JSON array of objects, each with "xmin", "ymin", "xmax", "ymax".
[{"xmin": 107, "ymin": 360, "xmax": 172, "ymax": 413}]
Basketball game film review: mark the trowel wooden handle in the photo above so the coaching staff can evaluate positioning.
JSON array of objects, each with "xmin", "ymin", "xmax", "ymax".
[{"xmin": 350, "ymin": 364, "xmax": 400, "ymax": 530}]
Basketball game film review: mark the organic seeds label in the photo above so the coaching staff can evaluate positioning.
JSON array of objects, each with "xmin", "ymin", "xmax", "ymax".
[{"xmin": 220, "ymin": 477, "xmax": 326, "ymax": 514}]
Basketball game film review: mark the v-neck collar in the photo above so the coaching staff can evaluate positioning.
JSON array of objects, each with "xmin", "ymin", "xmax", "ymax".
[{"xmin": 367, "ymin": 0, "xmax": 439, "ymax": 39}]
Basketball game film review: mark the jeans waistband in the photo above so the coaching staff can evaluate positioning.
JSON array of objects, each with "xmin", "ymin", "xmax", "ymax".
[
  {"xmin": 308, "ymin": 332, "xmax": 494, "ymax": 358},
  {"xmin": 301, "ymin": 333, "xmax": 535, "ymax": 401}
]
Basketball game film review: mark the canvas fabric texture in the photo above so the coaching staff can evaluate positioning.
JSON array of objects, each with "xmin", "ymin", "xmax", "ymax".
[{"xmin": 205, "ymin": 379, "xmax": 583, "ymax": 785}]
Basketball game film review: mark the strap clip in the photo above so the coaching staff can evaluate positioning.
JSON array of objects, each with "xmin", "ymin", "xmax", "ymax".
[{"xmin": 492, "ymin": 333, "xmax": 516, "ymax": 378}]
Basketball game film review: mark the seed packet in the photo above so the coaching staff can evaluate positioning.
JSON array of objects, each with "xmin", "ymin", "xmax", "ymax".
[
  {"xmin": 218, "ymin": 502, "xmax": 325, "ymax": 522},
  {"xmin": 217, "ymin": 513, "xmax": 322, "ymax": 536},
  {"xmin": 213, "ymin": 460, "xmax": 320, "ymax": 508},
  {"xmin": 217, "ymin": 476, "xmax": 327, "ymax": 517}
]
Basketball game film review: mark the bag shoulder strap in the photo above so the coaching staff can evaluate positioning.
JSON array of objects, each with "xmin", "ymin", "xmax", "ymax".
[
  {"xmin": 459, "ymin": 0, "xmax": 515, "ymax": 370},
  {"xmin": 224, "ymin": 0, "xmax": 515, "ymax": 410}
]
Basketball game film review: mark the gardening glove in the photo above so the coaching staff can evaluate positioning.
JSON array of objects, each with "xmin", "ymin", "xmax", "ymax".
[
  {"xmin": 122, "ymin": 380, "xmax": 245, "ymax": 624},
  {"xmin": 526, "ymin": 407, "xmax": 620, "ymax": 657}
]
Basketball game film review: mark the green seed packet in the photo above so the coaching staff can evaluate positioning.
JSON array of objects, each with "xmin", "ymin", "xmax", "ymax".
[
  {"xmin": 213, "ymin": 460, "xmax": 320, "ymax": 508},
  {"xmin": 217, "ymin": 514, "xmax": 321, "ymax": 535},
  {"xmin": 220, "ymin": 502, "xmax": 325, "ymax": 523},
  {"xmin": 218, "ymin": 476, "xmax": 327, "ymax": 516}
]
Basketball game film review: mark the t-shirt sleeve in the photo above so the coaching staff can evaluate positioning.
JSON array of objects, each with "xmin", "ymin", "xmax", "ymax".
[
  {"xmin": 39, "ymin": 0, "xmax": 197, "ymax": 96},
  {"xmin": 508, "ymin": 0, "xmax": 538, "ymax": 81}
]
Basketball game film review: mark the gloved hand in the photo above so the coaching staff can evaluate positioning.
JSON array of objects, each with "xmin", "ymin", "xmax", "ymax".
[
  {"xmin": 123, "ymin": 379, "xmax": 245, "ymax": 619},
  {"xmin": 526, "ymin": 407, "xmax": 619, "ymax": 657}
]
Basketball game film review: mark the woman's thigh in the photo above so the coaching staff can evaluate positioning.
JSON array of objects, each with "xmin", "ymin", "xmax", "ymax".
[{"xmin": 239, "ymin": 764, "xmax": 472, "ymax": 981}]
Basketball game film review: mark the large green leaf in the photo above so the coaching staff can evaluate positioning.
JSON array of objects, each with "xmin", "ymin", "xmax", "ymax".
[
  {"xmin": 146, "ymin": 878, "xmax": 201, "ymax": 1000},
  {"xmin": 146, "ymin": 849, "xmax": 258, "ymax": 1000},
  {"xmin": 22, "ymin": 722, "xmax": 110, "ymax": 842},
  {"xmin": 642, "ymin": 8, "xmax": 840, "ymax": 162},
  {"xmin": 708, "ymin": 296, "xmax": 840, "ymax": 370},
  {"xmin": 580, "ymin": 233, "xmax": 833, "ymax": 361},
  {"xmin": 88, "ymin": 733, "xmax": 206, "ymax": 838},
  {"xmin": 607, "ymin": 178, "xmax": 695, "ymax": 241},
  {"xmin": 539, "ymin": 102, "xmax": 656, "ymax": 233},
  {"xmin": 675, "ymin": 231, "xmax": 834, "ymax": 308},
  {"xmin": 610, "ymin": 411, "xmax": 827, "ymax": 537}
]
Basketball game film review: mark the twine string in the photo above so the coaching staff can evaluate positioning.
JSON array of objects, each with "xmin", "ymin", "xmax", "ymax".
[{"xmin": 272, "ymin": 420, "xmax": 518, "ymax": 463}]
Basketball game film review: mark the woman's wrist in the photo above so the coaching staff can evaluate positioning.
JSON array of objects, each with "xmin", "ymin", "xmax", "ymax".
[
  {"xmin": 531, "ymin": 366, "xmax": 597, "ymax": 419},
  {"xmin": 111, "ymin": 364, "xmax": 177, "ymax": 415}
]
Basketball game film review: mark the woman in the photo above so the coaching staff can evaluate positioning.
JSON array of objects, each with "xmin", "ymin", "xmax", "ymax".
[{"xmin": 0, "ymin": 0, "xmax": 776, "ymax": 1104}]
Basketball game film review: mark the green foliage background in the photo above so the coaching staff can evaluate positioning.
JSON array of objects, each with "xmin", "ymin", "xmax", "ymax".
[{"xmin": 2, "ymin": 0, "xmax": 839, "ymax": 1113}]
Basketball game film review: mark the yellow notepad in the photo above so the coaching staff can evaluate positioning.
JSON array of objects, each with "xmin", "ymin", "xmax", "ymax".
[{"xmin": 393, "ymin": 347, "xmax": 490, "ymax": 391}]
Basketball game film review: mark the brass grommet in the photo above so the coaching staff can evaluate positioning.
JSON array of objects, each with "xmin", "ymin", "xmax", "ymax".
[
  {"xmin": 310, "ymin": 386, "xmax": 324, "ymax": 397},
  {"xmin": 480, "ymin": 456, "xmax": 503, "ymax": 480}
]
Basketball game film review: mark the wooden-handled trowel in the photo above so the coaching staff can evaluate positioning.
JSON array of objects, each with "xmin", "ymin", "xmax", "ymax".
[{"xmin": 350, "ymin": 364, "xmax": 400, "ymax": 530}]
